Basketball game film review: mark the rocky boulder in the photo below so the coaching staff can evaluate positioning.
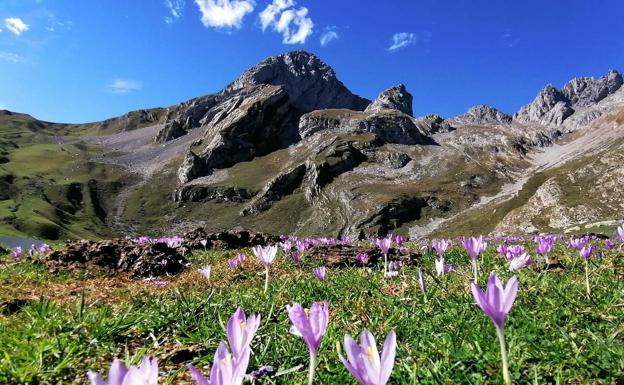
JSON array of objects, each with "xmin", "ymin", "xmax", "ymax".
[{"xmin": 365, "ymin": 84, "xmax": 413, "ymax": 116}]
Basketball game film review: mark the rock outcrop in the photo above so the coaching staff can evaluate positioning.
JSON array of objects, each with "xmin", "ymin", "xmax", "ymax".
[
  {"xmin": 451, "ymin": 105, "xmax": 512, "ymax": 125},
  {"xmin": 298, "ymin": 109, "xmax": 427, "ymax": 145},
  {"xmin": 365, "ymin": 84, "xmax": 413, "ymax": 116},
  {"xmin": 514, "ymin": 70, "xmax": 623, "ymax": 127}
]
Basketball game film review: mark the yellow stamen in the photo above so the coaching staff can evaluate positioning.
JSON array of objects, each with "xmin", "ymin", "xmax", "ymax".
[
  {"xmin": 304, "ymin": 308, "xmax": 310, "ymax": 317},
  {"xmin": 366, "ymin": 346, "xmax": 375, "ymax": 363}
]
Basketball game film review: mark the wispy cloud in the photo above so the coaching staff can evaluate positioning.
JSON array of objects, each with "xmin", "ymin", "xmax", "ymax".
[
  {"xmin": 0, "ymin": 52, "xmax": 23, "ymax": 63},
  {"xmin": 164, "ymin": 0, "xmax": 186, "ymax": 24},
  {"xmin": 259, "ymin": 0, "xmax": 313, "ymax": 44},
  {"xmin": 502, "ymin": 30, "xmax": 520, "ymax": 48},
  {"xmin": 320, "ymin": 26, "xmax": 338, "ymax": 46},
  {"xmin": 194, "ymin": 0, "xmax": 255, "ymax": 29},
  {"xmin": 388, "ymin": 32, "xmax": 416, "ymax": 51},
  {"xmin": 4, "ymin": 18, "xmax": 29, "ymax": 36},
  {"xmin": 107, "ymin": 79, "xmax": 142, "ymax": 94}
]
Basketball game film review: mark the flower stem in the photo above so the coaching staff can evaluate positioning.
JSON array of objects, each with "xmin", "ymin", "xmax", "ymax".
[
  {"xmin": 383, "ymin": 252, "xmax": 388, "ymax": 277},
  {"xmin": 584, "ymin": 259, "xmax": 591, "ymax": 298},
  {"xmin": 495, "ymin": 326, "xmax": 511, "ymax": 385},
  {"xmin": 264, "ymin": 267, "xmax": 269, "ymax": 294},
  {"xmin": 308, "ymin": 351, "xmax": 317, "ymax": 385},
  {"xmin": 472, "ymin": 259, "xmax": 479, "ymax": 284}
]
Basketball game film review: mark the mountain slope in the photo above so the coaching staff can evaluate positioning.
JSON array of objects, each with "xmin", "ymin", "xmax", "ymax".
[{"xmin": 1, "ymin": 52, "xmax": 622, "ymax": 240}]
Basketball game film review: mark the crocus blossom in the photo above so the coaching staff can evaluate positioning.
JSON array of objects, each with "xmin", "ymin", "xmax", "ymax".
[
  {"xmin": 339, "ymin": 330, "xmax": 397, "ymax": 385},
  {"xmin": 462, "ymin": 236, "xmax": 487, "ymax": 283},
  {"xmin": 198, "ymin": 266, "xmax": 212, "ymax": 281},
  {"xmin": 568, "ymin": 237, "xmax": 588, "ymax": 251},
  {"xmin": 536, "ymin": 237, "xmax": 554, "ymax": 255},
  {"xmin": 188, "ymin": 343, "xmax": 248, "ymax": 385},
  {"xmin": 9, "ymin": 246, "xmax": 22, "ymax": 258},
  {"xmin": 434, "ymin": 257, "xmax": 453, "ymax": 277},
  {"xmin": 356, "ymin": 253, "xmax": 369, "ymax": 265},
  {"xmin": 509, "ymin": 253, "xmax": 532, "ymax": 271},
  {"xmin": 580, "ymin": 245, "xmax": 594, "ymax": 259},
  {"xmin": 88, "ymin": 356, "xmax": 158, "ymax": 385},
  {"xmin": 417, "ymin": 268, "xmax": 426, "ymax": 299},
  {"xmin": 580, "ymin": 244, "xmax": 595, "ymax": 298},
  {"xmin": 252, "ymin": 245, "xmax": 278, "ymax": 267},
  {"xmin": 253, "ymin": 245, "xmax": 278, "ymax": 293},
  {"xmin": 227, "ymin": 308, "xmax": 261, "ymax": 359},
  {"xmin": 618, "ymin": 225, "xmax": 624, "ymax": 241},
  {"xmin": 313, "ymin": 266, "xmax": 326, "ymax": 281},
  {"xmin": 431, "ymin": 239, "xmax": 451, "ymax": 256},
  {"xmin": 471, "ymin": 272, "xmax": 518, "ymax": 385},
  {"xmin": 373, "ymin": 235, "xmax": 393, "ymax": 277},
  {"xmin": 287, "ymin": 301, "xmax": 329, "ymax": 385}
]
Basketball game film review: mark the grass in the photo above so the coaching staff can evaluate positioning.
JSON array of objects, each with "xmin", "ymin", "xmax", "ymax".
[{"xmin": 0, "ymin": 242, "xmax": 622, "ymax": 384}]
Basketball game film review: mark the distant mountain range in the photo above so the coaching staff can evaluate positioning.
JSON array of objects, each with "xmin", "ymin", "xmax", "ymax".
[{"xmin": 1, "ymin": 51, "xmax": 623, "ymax": 240}]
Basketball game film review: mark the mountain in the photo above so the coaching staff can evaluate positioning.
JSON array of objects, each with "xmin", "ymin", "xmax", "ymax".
[{"xmin": 1, "ymin": 51, "xmax": 623, "ymax": 240}]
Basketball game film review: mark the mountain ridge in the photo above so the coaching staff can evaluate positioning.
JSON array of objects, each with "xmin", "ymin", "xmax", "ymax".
[{"xmin": 1, "ymin": 51, "xmax": 623, "ymax": 240}]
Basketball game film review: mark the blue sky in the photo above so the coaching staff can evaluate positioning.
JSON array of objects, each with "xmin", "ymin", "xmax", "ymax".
[{"xmin": 0, "ymin": 0, "xmax": 623, "ymax": 123}]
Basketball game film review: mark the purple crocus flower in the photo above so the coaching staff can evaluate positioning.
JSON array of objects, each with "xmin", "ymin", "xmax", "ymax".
[
  {"xmin": 568, "ymin": 237, "xmax": 588, "ymax": 251},
  {"xmin": 462, "ymin": 236, "xmax": 487, "ymax": 283},
  {"xmin": 252, "ymin": 245, "xmax": 277, "ymax": 267},
  {"xmin": 509, "ymin": 253, "xmax": 532, "ymax": 271},
  {"xmin": 580, "ymin": 245, "xmax": 594, "ymax": 259},
  {"xmin": 605, "ymin": 239, "xmax": 615, "ymax": 249},
  {"xmin": 618, "ymin": 225, "xmax": 624, "ymax": 241},
  {"xmin": 287, "ymin": 301, "xmax": 329, "ymax": 385},
  {"xmin": 313, "ymin": 266, "xmax": 326, "ymax": 281},
  {"xmin": 291, "ymin": 252, "xmax": 302, "ymax": 263},
  {"xmin": 188, "ymin": 342, "xmax": 248, "ymax": 385},
  {"xmin": 227, "ymin": 259, "xmax": 239, "ymax": 269},
  {"xmin": 9, "ymin": 246, "xmax": 22, "ymax": 258},
  {"xmin": 496, "ymin": 244, "xmax": 508, "ymax": 258},
  {"xmin": 356, "ymin": 253, "xmax": 370, "ymax": 265},
  {"xmin": 253, "ymin": 245, "xmax": 278, "ymax": 293},
  {"xmin": 200, "ymin": 239, "xmax": 208, "ymax": 250},
  {"xmin": 339, "ymin": 330, "xmax": 397, "ymax": 385},
  {"xmin": 536, "ymin": 238, "xmax": 554, "ymax": 255},
  {"xmin": 38, "ymin": 243, "xmax": 52, "ymax": 255},
  {"xmin": 227, "ymin": 308, "xmax": 261, "ymax": 359},
  {"xmin": 394, "ymin": 235, "xmax": 407, "ymax": 248},
  {"xmin": 373, "ymin": 235, "xmax": 392, "ymax": 255},
  {"xmin": 506, "ymin": 245, "xmax": 525, "ymax": 260},
  {"xmin": 471, "ymin": 273, "xmax": 518, "ymax": 385},
  {"xmin": 245, "ymin": 366, "xmax": 274, "ymax": 381},
  {"xmin": 373, "ymin": 235, "xmax": 393, "ymax": 277},
  {"xmin": 88, "ymin": 356, "xmax": 158, "ymax": 385},
  {"xmin": 471, "ymin": 272, "xmax": 518, "ymax": 329},
  {"xmin": 431, "ymin": 239, "xmax": 451, "ymax": 256},
  {"xmin": 151, "ymin": 281, "xmax": 168, "ymax": 287}
]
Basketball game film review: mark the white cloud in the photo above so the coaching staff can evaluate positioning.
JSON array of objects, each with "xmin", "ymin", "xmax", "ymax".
[
  {"xmin": 194, "ymin": 0, "xmax": 255, "ymax": 29},
  {"xmin": 320, "ymin": 26, "xmax": 338, "ymax": 46},
  {"xmin": 165, "ymin": 0, "xmax": 186, "ymax": 24},
  {"xmin": 388, "ymin": 32, "xmax": 417, "ymax": 51},
  {"xmin": 4, "ymin": 18, "xmax": 29, "ymax": 36},
  {"xmin": 108, "ymin": 79, "xmax": 142, "ymax": 94},
  {"xmin": 259, "ymin": 0, "xmax": 313, "ymax": 44},
  {"xmin": 0, "ymin": 52, "xmax": 22, "ymax": 63}
]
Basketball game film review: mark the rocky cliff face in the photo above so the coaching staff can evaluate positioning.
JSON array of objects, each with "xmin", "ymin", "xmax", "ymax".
[
  {"xmin": 451, "ymin": 105, "xmax": 512, "ymax": 125},
  {"xmin": 514, "ymin": 70, "xmax": 623, "ymax": 127}
]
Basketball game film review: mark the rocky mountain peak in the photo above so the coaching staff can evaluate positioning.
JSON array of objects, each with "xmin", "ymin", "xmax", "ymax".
[
  {"xmin": 365, "ymin": 84, "xmax": 413, "ymax": 116},
  {"xmin": 225, "ymin": 51, "xmax": 370, "ymax": 112},
  {"xmin": 561, "ymin": 69, "xmax": 623, "ymax": 108},
  {"xmin": 514, "ymin": 84, "xmax": 573, "ymax": 126},
  {"xmin": 452, "ymin": 104, "xmax": 512, "ymax": 125},
  {"xmin": 514, "ymin": 70, "xmax": 623, "ymax": 126}
]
